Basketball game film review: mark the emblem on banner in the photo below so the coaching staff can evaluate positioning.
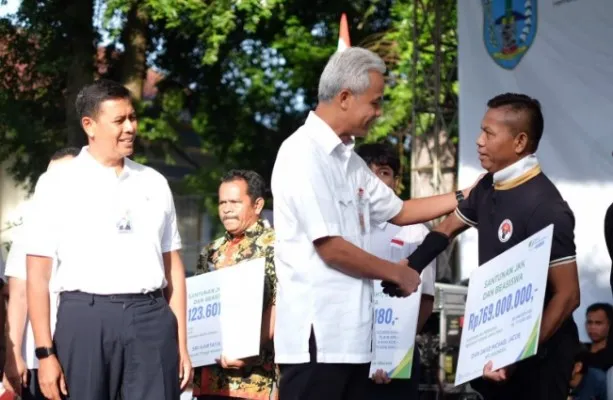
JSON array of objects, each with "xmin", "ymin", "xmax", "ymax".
[{"xmin": 482, "ymin": 0, "xmax": 537, "ymax": 70}]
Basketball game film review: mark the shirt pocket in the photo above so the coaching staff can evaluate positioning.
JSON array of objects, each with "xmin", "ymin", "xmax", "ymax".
[{"xmin": 337, "ymin": 188, "xmax": 371, "ymax": 241}]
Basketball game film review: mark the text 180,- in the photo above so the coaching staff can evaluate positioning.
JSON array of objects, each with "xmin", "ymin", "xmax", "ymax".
[
  {"xmin": 188, "ymin": 302, "xmax": 221, "ymax": 322},
  {"xmin": 375, "ymin": 308, "xmax": 396, "ymax": 325},
  {"xmin": 467, "ymin": 284, "xmax": 534, "ymax": 332}
]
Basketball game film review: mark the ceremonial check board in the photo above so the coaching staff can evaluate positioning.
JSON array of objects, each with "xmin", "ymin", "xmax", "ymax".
[
  {"xmin": 186, "ymin": 257, "xmax": 265, "ymax": 367},
  {"xmin": 454, "ymin": 225, "xmax": 553, "ymax": 386}
]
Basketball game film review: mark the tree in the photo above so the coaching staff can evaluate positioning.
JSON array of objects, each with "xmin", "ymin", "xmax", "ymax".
[
  {"xmin": 0, "ymin": 0, "xmax": 96, "ymax": 186},
  {"xmin": 121, "ymin": 0, "xmax": 395, "ymax": 231},
  {"xmin": 0, "ymin": 0, "xmax": 395, "ymax": 205},
  {"xmin": 361, "ymin": 0, "xmax": 459, "ymax": 200}
]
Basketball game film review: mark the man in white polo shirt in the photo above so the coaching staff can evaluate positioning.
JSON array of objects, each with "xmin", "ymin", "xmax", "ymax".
[
  {"xmin": 3, "ymin": 147, "xmax": 79, "ymax": 400},
  {"xmin": 271, "ymin": 47, "xmax": 477, "ymax": 400},
  {"xmin": 25, "ymin": 80, "xmax": 191, "ymax": 400}
]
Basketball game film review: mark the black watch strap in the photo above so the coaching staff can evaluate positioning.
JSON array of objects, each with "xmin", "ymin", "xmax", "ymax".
[
  {"xmin": 35, "ymin": 346, "xmax": 55, "ymax": 360},
  {"xmin": 455, "ymin": 190, "xmax": 465, "ymax": 203}
]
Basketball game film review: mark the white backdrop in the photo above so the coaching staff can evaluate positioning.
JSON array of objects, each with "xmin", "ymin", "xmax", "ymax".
[{"xmin": 457, "ymin": 0, "xmax": 613, "ymax": 341}]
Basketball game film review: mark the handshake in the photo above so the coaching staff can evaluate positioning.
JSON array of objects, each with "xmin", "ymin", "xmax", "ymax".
[{"xmin": 381, "ymin": 259, "xmax": 421, "ymax": 297}]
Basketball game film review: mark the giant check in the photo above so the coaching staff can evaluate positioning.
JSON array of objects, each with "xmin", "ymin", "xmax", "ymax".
[
  {"xmin": 369, "ymin": 282, "xmax": 421, "ymax": 379},
  {"xmin": 186, "ymin": 257, "xmax": 265, "ymax": 367},
  {"xmin": 454, "ymin": 225, "xmax": 553, "ymax": 386}
]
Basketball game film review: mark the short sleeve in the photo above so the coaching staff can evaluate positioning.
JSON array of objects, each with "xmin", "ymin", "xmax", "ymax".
[
  {"xmin": 264, "ymin": 241, "xmax": 277, "ymax": 307},
  {"xmin": 161, "ymin": 183, "xmax": 182, "ymax": 253},
  {"xmin": 397, "ymin": 224, "xmax": 436, "ymax": 296},
  {"xmin": 363, "ymin": 167, "xmax": 403, "ymax": 225},
  {"xmin": 5, "ymin": 239, "xmax": 26, "ymax": 280},
  {"xmin": 455, "ymin": 174, "xmax": 492, "ymax": 227},
  {"xmin": 421, "ymin": 264, "xmax": 436, "ymax": 296},
  {"xmin": 24, "ymin": 172, "xmax": 59, "ymax": 258},
  {"xmin": 527, "ymin": 201, "xmax": 576, "ymax": 267},
  {"xmin": 271, "ymin": 145, "xmax": 342, "ymax": 242}
]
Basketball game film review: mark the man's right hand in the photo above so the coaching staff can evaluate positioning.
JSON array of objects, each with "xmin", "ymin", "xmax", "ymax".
[
  {"xmin": 390, "ymin": 260, "xmax": 420, "ymax": 296},
  {"xmin": 3, "ymin": 353, "xmax": 27, "ymax": 395},
  {"xmin": 38, "ymin": 356, "xmax": 68, "ymax": 400}
]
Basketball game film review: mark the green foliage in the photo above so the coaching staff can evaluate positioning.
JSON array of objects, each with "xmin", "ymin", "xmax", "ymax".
[
  {"xmin": 140, "ymin": 0, "xmax": 394, "ymax": 227},
  {"xmin": 2, "ymin": 0, "xmax": 449, "ymax": 222},
  {"xmin": 366, "ymin": 0, "xmax": 458, "ymax": 142},
  {"xmin": 0, "ymin": 1, "xmax": 80, "ymax": 189},
  {"xmin": 360, "ymin": 0, "xmax": 458, "ymax": 196}
]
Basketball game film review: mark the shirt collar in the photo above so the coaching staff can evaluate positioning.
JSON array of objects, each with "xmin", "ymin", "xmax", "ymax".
[
  {"xmin": 304, "ymin": 111, "xmax": 355, "ymax": 155},
  {"xmin": 77, "ymin": 146, "xmax": 135, "ymax": 179},
  {"xmin": 493, "ymin": 154, "xmax": 540, "ymax": 187},
  {"xmin": 224, "ymin": 219, "xmax": 267, "ymax": 241}
]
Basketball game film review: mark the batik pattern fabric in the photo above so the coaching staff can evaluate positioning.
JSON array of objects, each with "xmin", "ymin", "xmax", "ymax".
[{"xmin": 192, "ymin": 219, "xmax": 277, "ymax": 400}]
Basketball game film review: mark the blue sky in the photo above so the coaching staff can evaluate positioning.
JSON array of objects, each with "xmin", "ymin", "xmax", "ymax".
[{"xmin": 0, "ymin": 0, "xmax": 19, "ymax": 16}]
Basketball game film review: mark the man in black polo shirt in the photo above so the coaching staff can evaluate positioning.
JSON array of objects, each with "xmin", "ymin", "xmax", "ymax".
[{"xmin": 384, "ymin": 93, "xmax": 580, "ymax": 399}]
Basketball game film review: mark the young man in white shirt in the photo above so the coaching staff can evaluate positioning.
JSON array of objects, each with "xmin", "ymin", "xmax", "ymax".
[
  {"xmin": 356, "ymin": 143, "xmax": 436, "ymax": 399},
  {"xmin": 2, "ymin": 147, "xmax": 80, "ymax": 400},
  {"xmin": 271, "ymin": 47, "xmax": 478, "ymax": 400}
]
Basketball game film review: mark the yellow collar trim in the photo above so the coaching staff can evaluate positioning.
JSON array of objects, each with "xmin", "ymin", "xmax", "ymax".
[{"xmin": 494, "ymin": 165, "xmax": 541, "ymax": 190}]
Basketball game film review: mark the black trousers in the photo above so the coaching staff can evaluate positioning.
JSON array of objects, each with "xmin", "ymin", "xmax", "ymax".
[
  {"xmin": 53, "ymin": 290, "xmax": 180, "ymax": 400},
  {"xmin": 20, "ymin": 369, "xmax": 45, "ymax": 400},
  {"xmin": 278, "ymin": 331, "xmax": 370, "ymax": 400},
  {"xmin": 470, "ymin": 328, "xmax": 578, "ymax": 400}
]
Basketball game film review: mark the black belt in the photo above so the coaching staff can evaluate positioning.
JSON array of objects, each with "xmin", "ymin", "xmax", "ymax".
[{"xmin": 60, "ymin": 290, "xmax": 164, "ymax": 301}]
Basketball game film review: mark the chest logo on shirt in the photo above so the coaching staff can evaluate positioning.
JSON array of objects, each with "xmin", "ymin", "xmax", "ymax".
[{"xmin": 498, "ymin": 219, "xmax": 513, "ymax": 243}]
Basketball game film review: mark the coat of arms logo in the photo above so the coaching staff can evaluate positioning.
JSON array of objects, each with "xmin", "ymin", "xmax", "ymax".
[{"xmin": 483, "ymin": 0, "xmax": 537, "ymax": 70}]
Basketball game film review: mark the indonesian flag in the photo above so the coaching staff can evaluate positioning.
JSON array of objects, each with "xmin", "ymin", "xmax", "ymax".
[{"xmin": 337, "ymin": 13, "xmax": 350, "ymax": 52}]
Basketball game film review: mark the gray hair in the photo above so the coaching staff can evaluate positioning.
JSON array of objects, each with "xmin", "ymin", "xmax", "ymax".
[{"xmin": 317, "ymin": 47, "xmax": 386, "ymax": 102}]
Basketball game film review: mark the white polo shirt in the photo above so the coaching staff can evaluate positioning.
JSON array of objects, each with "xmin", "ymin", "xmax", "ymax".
[
  {"xmin": 25, "ymin": 147, "xmax": 182, "ymax": 295},
  {"xmin": 5, "ymin": 208, "xmax": 59, "ymax": 369},
  {"xmin": 271, "ymin": 111, "xmax": 403, "ymax": 364},
  {"xmin": 370, "ymin": 222, "xmax": 436, "ymax": 297}
]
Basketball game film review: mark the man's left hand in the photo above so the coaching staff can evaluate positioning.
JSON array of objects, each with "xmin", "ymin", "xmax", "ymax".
[
  {"xmin": 178, "ymin": 349, "xmax": 193, "ymax": 391},
  {"xmin": 482, "ymin": 360, "xmax": 515, "ymax": 382}
]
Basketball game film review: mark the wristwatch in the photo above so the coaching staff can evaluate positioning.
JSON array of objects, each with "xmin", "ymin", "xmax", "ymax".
[
  {"xmin": 455, "ymin": 190, "xmax": 465, "ymax": 203},
  {"xmin": 35, "ymin": 346, "xmax": 56, "ymax": 360}
]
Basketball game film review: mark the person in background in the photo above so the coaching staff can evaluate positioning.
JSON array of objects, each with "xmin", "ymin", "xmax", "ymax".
[
  {"xmin": 568, "ymin": 347, "xmax": 607, "ymax": 400},
  {"xmin": 583, "ymin": 303, "xmax": 613, "ymax": 372},
  {"xmin": 2, "ymin": 147, "xmax": 80, "ymax": 399},
  {"xmin": 192, "ymin": 169, "xmax": 277, "ymax": 400},
  {"xmin": 355, "ymin": 143, "xmax": 436, "ymax": 399},
  {"xmin": 25, "ymin": 79, "xmax": 191, "ymax": 400}
]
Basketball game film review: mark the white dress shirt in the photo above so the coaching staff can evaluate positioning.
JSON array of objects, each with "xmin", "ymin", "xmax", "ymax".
[
  {"xmin": 24, "ymin": 147, "xmax": 182, "ymax": 295},
  {"xmin": 369, "ymin": 222, "xmax": 436, "ymax": 297},
  {"xmin": 271, "ymin": 111, "xmax": 403, "ymax": 364},
  {"xmin": 5, "ymin": 209, "xmax": 59, "ymax": 369}
]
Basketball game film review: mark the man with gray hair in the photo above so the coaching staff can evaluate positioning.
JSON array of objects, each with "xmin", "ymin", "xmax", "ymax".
[{"xmin": 271, "ymin": 47, "xmax": 478, "ymax": 399}]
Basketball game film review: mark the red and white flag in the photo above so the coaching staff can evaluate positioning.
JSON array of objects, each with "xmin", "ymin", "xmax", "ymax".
[{"xmin": 337, "ymin": 13, "xmax": 350, "ymax": 52}]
